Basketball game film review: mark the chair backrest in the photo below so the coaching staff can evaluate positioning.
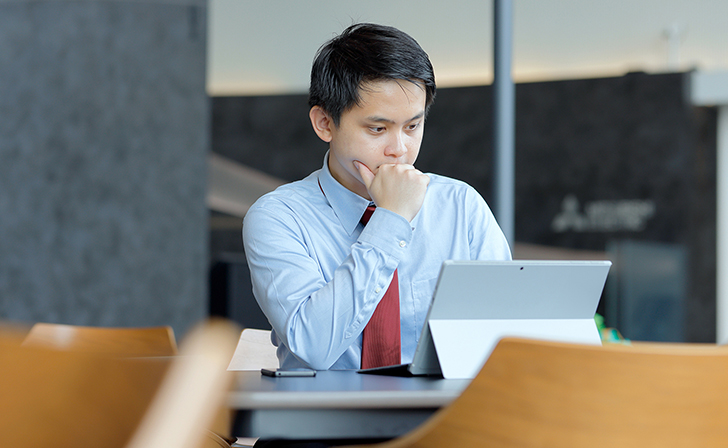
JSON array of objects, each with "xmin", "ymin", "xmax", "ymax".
[
  {"xmin": 126, "ymin": 319, "xmax": 240, "ymax": 448},
  {"xmin": 367, "ymin": 337, "xmax": 728, "ymax": 448},
  {"xmin": 0, "ymin": 328, "xmax": 170, "ymax": 448},
  {"xmin": 227, "ymin": 328, "xmax": 278, "ymax": 371},
  {"xmin": 22, "ymin": 322, "xmax": 178, "ymax": 357},
  {"xmin": 0, "ymin": 319, "xmax": 239, "ymax": 448}
]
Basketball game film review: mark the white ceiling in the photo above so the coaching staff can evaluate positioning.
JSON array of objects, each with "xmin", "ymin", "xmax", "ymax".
[{"xmin": 206, "ymin": 0, "xmax": 728, "ymax": 96}]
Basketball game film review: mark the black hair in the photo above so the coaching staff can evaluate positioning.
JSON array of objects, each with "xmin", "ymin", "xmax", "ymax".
[{"xmin": 308, "ymin": 23, "xmax": 436, "ymax": 125}]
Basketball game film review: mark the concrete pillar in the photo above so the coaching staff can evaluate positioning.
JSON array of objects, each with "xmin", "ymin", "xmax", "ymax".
[
  {"xmin": 0, "ymin": 0, "xmax": 209, "ymax": 337},
  {"xmin": 691, "ymin": 71, "xmax": 728, "ymax": 343},
  {"xmin": 716, "ymin": 105, "xmax": 728, "ymax": 343}
]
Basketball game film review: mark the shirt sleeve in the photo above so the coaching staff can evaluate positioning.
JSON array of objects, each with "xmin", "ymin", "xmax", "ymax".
[{"xmin": 243, "ymin": 201, "xmax": 412, "ymax": 370}]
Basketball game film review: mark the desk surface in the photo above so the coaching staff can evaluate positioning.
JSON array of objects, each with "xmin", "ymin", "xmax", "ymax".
[{"xmin": 229, "ymin": 370, "xmax": 469, "ymax": 440}]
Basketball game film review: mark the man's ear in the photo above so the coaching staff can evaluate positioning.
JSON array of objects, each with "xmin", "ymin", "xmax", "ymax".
[{"xmin": 309, "ymin": 106, "xmax": 334, "ymax": 143}]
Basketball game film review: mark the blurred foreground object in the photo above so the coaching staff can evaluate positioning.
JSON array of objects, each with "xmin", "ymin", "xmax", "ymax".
[
  {"xmin": 343, "ymin": 337, "xmax": 728, "ymax": 448},
  {"xmin": 0, "ymin": 319, "xmax": 239, "ymax": 448}
]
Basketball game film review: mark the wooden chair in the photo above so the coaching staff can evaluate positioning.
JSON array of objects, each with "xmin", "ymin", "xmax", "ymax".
[
  {"xmin": 126, "ymin": 319, "xmax": 240, "ymax": 448},
  {"xmin": 19, "ymin": 322, "xmax": 236, "ymax": 448},
  {"xmin": 345, "ymin": 337, "xmax": 728, "ymax": 448},
  {"xmin": 22, "ymin": 322, "xmax": 178, "ymax": 357},
  {"xmin": 0, "ymin": 319, "xmax": 239, "ymax": 448}
]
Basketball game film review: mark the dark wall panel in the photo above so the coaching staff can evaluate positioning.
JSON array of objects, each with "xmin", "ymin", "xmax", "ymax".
[{"xmin": 0, "ymin": 0, "xmax": 209, "ymax": 337}]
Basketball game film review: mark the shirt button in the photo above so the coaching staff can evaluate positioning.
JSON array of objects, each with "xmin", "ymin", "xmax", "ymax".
[
  {"xmin": 399, "ymin": 240, "xmax": 407, "ymax": 248},
  {"xmin": 375, "ymin": 287, "xmax": 382, "ymax": 293}
]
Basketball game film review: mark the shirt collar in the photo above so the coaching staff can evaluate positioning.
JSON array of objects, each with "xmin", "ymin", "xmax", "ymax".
[{"xmin": 318, "ymin": 151, "xmax": 372, "ymax": 235}]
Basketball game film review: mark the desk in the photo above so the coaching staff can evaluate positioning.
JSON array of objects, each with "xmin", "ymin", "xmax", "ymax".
[{"xmin": 229, "ymin": 370, "xmax": 469, "ymax": 440}]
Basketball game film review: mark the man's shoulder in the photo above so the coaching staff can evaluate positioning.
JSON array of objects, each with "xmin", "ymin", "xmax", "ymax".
[
  {"xmin": 249, "ymin": 172, "xmax": 320, "ymax": 211},
  {"xmin": 426, "ymin": 173, "xmax": 478, "ymax": 194},
  {"xmin": 423, "ymin": 173, "xmax": 489, "ymax": 213}
]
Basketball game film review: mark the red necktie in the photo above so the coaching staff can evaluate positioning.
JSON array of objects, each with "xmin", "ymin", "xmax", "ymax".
[{"xmin": 359, "ymin": 206, "xmax": 402, "ymax": 369}]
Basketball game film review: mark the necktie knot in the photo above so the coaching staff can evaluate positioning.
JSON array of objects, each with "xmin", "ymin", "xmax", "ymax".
[{"xmin": 360, "ymin": 205, "xmax": 376, "ymax": 226}]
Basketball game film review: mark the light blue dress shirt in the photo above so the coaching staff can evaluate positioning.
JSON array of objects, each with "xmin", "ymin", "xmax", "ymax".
[{"xmin": 243, "ymin": 154, "xmax": 512, "ymax": 370}]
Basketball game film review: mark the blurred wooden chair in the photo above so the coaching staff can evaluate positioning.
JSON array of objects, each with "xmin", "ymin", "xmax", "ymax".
[
  {"xmin": 22, "ymin": 322, "xmax": 178, "ymax": 357},
  {"xmin": 127, "ymin": 320, "xmax": 240, "ymax": 448},
  {"xmin": 345, "ymin": 337, "xmax": 728, "ymax": 448},
  {"xmin": 20, "ymin": 322, "xmax": 237, "ymax": 448},
  {"xmin": 0, "ymin": 319, "xmax": 239, "ymax": 448}
]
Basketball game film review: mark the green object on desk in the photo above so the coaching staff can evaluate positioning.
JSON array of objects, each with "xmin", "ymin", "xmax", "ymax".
[{"xmin": 595, "ymin": 313, "xmax": 631, "ymax": 345}]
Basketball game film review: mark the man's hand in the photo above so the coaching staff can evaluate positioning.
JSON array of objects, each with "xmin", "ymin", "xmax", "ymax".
[{"xmin": 355, "ymin": 161, "xmax": 430, "ymax": 222}]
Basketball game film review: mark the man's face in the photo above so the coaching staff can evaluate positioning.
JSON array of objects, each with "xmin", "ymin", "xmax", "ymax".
[{"xmin": 325, "ymin": 79, "xmax": 427, "ymax": 199}]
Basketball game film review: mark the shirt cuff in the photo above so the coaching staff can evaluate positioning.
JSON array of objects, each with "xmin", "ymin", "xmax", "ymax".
[{"xmin": 357, "ymin": 207, "xmax": 413, "ymax": 259}]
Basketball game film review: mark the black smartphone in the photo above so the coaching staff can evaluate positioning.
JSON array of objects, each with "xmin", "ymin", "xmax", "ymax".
[{"xmin": 261, "ymin": 368, "xmax": 316, "ymax": 377}]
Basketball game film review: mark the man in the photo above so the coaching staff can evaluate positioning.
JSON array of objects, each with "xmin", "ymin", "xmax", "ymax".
[{"xmin": 243, "ymin": 23, "xmax": 511, "ymax": 372}]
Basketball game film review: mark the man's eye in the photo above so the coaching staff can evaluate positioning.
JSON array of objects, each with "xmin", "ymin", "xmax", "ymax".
[
  {"xmin": 407, "ymin": 122, "xmax": 420, "ymax": 130},
  {"xmin": 370, "ymin": 127, "xmax": 385, "ymax": 133}
]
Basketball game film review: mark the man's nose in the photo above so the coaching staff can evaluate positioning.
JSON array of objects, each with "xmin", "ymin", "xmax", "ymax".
[{"xmin": 385, "ymin": 132, "xmax": 407, "ymax": 157}]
